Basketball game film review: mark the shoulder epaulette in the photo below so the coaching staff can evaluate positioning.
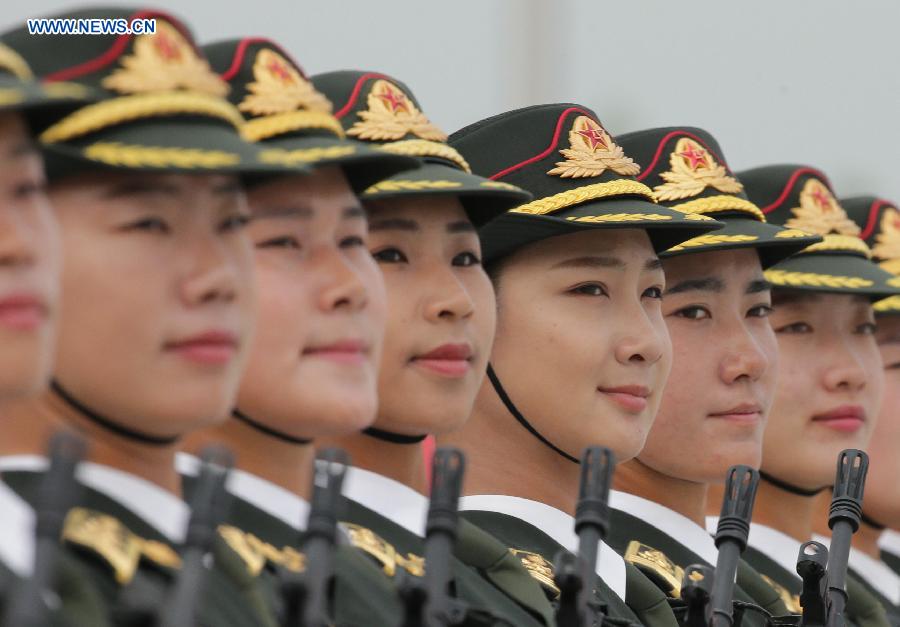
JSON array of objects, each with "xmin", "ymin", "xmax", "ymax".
[
  {"xmin": 510, "ymin": 548, "xmax": 560, "ymax": 599},
  {"xmin": 624, "ymin": 540, "xmax": 685, "ymax": 598},
  {"xmin": 759, "ymin": 574, "xmax": 802, "ymax": 614},
  {"xmin": 342, "ymin": 522, "xmax": 424, "ymax": 577},
  {"xmin": 217, "ymin": 524, "xmax": 306, "ymax": 576}
]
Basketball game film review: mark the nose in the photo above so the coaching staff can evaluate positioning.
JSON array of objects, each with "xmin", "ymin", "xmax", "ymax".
[
  {"xmin": 718, "ymin": 321, "xmax": 772, "ymax": 385},
  {"xmin": 422, "ymin": 264, "xmax": 475, "ymax": 323},
  {"xmin": 821, "ymin": 336, "xmax": 869, "ymax": 394},
  {"xmin": 613, "ymin": 300, "xmax": 667, "ymax": 366},
  {"xmin": 178, "ymin": 231, "xmax": 240, "ymax": 307},
  {"xmin": 0, "ymin": 206, "xmax": 38, "ymax": 270},
  {"xmin": 315, "ymin": 245, "xmax": 369, "ymax": 313}
]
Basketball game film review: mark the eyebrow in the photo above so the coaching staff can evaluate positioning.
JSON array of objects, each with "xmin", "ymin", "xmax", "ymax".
[
  {"xmin": 747, "ymin": 279, "xmax": 772, "ymax": 295},
  {"xmin": 665, "ymin": 276, "xmax": 724, "ymax": 295},
  {"xmin": 6, "ymin": 139, "xmax": 39, "ymax": 159},
  {"xmin": 368, "ymin": 217, "xmax": 474, "ymax": 233}
]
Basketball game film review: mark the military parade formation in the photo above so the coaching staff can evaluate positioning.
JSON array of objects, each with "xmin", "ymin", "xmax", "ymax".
[{"xmin": 0, "ymin": 6, "xmax": 899, "ymax": 627}]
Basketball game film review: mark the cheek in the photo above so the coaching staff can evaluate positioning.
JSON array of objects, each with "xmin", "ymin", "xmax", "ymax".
[
  {"xmin": 470, "ymin": 277, "xmax": 497, "ymax": 362},
  {"xmin": 254, "ymin": 268, "xmax": 309, "ymax": 360}
]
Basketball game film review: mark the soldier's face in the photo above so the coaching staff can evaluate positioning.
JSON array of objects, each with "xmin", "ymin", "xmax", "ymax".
[
  {"xmin": 487, "ymin": 229, "xmax": 671, "ymax": 462},
  {"xmin": 47, "ymin": 172, "xmax": 257, "ymax": 438},
  {"xmin": 366, "ymin": 196, "xmax": 495, "ymax": 435},
  {"xmin": 861, "ymin": 315, "xmax": 900, "ymax": 525},
  {"xmin": 235, "ymin": 166, "xmax": 386, "ymax": 437},
  {"xmin": 637, "ymin": 248, "xmax": 776, "ymax": 483},
  {"xmin": 0, "ymin": 112, "xmax": 60, "ymax": 400},
  {"xmin": 761, "ymin": 292, "xmax": 882, "ymax": 489}
]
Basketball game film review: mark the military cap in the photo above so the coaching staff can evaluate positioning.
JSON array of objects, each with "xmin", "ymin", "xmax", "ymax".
[
  {"xmin": 448, "ymin": 104, "xmax": 724, "ymax": 262},
  {"xmin": 842, "ymin": 196, "xmax": 900, "ymax": 314},
  {"xmin": 0, "ymin": 42, "xmax": 95, "ymax": 129},
  {"xmin": 739, "ymin": 165, "xmax": 900, "ymax": 299},
  {"xmin": 1, "ymin": 8, "xmax": 301, "ymax": 178},
  {"xmin": 202, "ymin": 39, "xmax": 418, "ymax": 191},
  {"xmin": 617, "ymin": 127, "xmax": 821, "ymax": 268},
  {"xmin": 311, "ymin": 70, "xmax": 530, "ymax": 226}
]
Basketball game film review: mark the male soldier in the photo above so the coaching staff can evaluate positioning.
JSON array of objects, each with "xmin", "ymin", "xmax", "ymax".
[{"xmin": 0, "ymin": 8, "xmax": 315, "ymax": 626}]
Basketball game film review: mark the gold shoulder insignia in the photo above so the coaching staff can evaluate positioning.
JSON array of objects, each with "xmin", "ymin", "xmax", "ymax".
[
  {"xmin": 102, "ymin": 20, "xmax": 228, "ymax": 97},
  {"xmin": 510, "ymin": 549, "xmax": 560, "ymax": 599},
  {"xmin": 63, "ymin": 508, "xmax": 144, "ymax": 584},
  {"xmin": 347, "ymin": 79, "xmax": 446, "ymax": 142},
  {"xmin": 873, "ymin": 207, "xmax": 900, "ymax": 268},
  {"xmin": 760, "ymin": 574, "xmax": 802, "ymax": 614},
  {"xmin": 786, "ymin": 179, "xmax": 860, "ymax": 236},
  {"xmin": 217, "ymin": 525, "xmax": 306, "ymax": 575},
  {"xmin": 343, "ymin": 523, "xmax": 424, "ymax": 577},
  {"xmin": 547, "ymin": 116, "xmax": 640, "ymax": 179},
  {"xmin": 624, "ymin": 540, "xmax": 685, "ymax": 598},
  {"xmin": 653, "ymin": 137, "xmax": 743, "ymax": 202},
  {"xmin": 238, "ymin": 48, "xmax": 331, "ymax": 116}
]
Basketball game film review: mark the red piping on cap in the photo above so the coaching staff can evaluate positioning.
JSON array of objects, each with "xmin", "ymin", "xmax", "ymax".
[
  {"xmin": 332, "ymin": 72, "xmax": 394, "ymax": 119},
  {"xmin": 759, "ymin": 167, "xmax": 831, "ymax": 215},
  {"xmin": 860, "ymin": 199, "xmax": 894, "ymax": 240},
  {"xmin": 218, "ymin": 37, "xmax": 308, "ymax": 81},
  {"xmin": 488, "ymin": 107, "xmax": 595, "ymax": 180},
  {"xmin": 43, "ymin": 10, "xmax": 191, "ymax": 83},
  {"xmin": 636, "ymin": 130, "xmax": 729, "ymax": 181}
]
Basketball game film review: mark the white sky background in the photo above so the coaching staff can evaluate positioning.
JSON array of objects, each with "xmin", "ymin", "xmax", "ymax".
[{"xmin": 3, "ymin": 0, "xmax": 899, "ymax": 201}]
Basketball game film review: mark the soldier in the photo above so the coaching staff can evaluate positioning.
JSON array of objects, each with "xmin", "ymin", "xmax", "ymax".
[
  {"xmin": 0, "ymin": 42, "xmax": 109, "ymax": 626},
  {"xmin": 442, "ymin": 106, "xmax": 723, "ymax": 625},
  {"xmin": 311, "ymin": 70, "xmax": 557, "ymax": 626},
  {"xmin": 0, "ymin": 8, "xmax": 313, "ymax": 626},
  {"xmin": 597, "ymin": 128, "xmax": 812, "ymax": 621},
  {"xmin": 180, "ymin": 38, "xmax": 418, "ymax": 626},
  {"xmin": 734, "ymin": 166, "xmax": 900, "ymax": 627}
]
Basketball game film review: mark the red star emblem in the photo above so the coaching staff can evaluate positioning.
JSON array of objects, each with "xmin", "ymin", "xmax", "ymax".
[
  {"xmin": 679, "ymin": 143, "xmax": 709, "ymax": 170},
  {"xmin": 811, "ymin": 187, "xmax": 833, "ymax": 212},
  {"xmin": 267, "ymin": 58, "xmax": 293, "ymax": 83},
  {"xmin": 377, "ymin": 84, "xmax": 409, "ymax": 113},
  {"xmin": 153, "ymin": 31, "xmax": 182, "ymax": 61},
  {"xmin": 575, "ymin": 126, "xmax": 607, "ymax": 151}
]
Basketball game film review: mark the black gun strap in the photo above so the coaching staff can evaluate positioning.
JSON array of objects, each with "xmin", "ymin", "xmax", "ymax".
[
  {"xmin": 232, "ymin": 409, "xmax": 312, "ymax": 445},
  {"xmin": 51, "ymin": 378, "xmax": 179, "ymax": 446},
  {"xmin": 486, "ymin": 363, "xmax": 579, "ymax": 465}
]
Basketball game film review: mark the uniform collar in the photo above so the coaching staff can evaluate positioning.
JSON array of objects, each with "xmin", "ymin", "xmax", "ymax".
[
  {"xmin": 0, "ymin": 481, "xmax": 34, "ymax": 577},
  {"xmin": 813, "ymin": 533, "xmax": 900, "ymax": 605},
  {"xmin": 341, "ymin": 465, "xmax": 428, "ymax": 536},
  {"xmin": 879, "ymin": 529, "xmax": 900, "ymax": 558},
  {"xmin": 0, "ymin": 454, "xmax": 188, "ymax": 544},
  {"xmin": 610, "ymin": 489, "xmax": 719, "ymax": 566},
  {"xmin": 176, "ymin": 452, "xmax": 310, "ymax": 531},
  {"xmin": 718, "ymin": 518, "xmax": 803, "ymax": 582},
  {"xmin": 459, "ymin": 494, "xmax": 627, "ymax": 601}
]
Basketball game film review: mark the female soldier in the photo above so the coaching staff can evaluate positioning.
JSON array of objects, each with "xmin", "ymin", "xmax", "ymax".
[
  {"xmin": 0, "ymin": 10, "xmax": 303, "ymax": 626},
  {"xmin": 180, "ymin": 38, "xmax": 417, "ymax": 627},
  {"xmin": 733, "ymin": 167, "xmax": 900, "ymax": 627},
  {"xmin": 602, "ymin": 128, "xmax": 812, "ymax": 619},
  {"xmin": 442, "ymin": 108, "xmax": 722, "ymax": 625},
  {"xmin": 311, "ymin": 71, "xmax": 557, "ymax": 626}
]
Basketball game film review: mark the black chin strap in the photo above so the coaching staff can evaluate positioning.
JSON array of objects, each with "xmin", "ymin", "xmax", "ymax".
[
  {"xmin": 232, "ymin": 409, "xmax": 312, "ymax": 445},
  {"xmin": 50, "ymin": 378, "xmax": 180, "ymax": 446},
  {"xmin": 486, "ymin": 363, "xmax": 579, "ymax": 465},
  {"xmin": 759, "ymin": 469, "xmax": 826, "ymax": 497},
  {"xmin": 362, "ymin": 426, "xmax": 427, "ymax": 444},
  {"xmin": 861, "ymin": 512, "xmax": 887, "ymax": 531}
]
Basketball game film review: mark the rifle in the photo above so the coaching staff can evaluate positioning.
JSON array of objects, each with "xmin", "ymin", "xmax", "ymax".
[
  {"xmin": 555, "ymin": 446, "xmax": 615, "ymax": 627},
  {"xmin": 157, "ymin": 446, "xmax": 234, "ymax": 627},
  {"xmin": 797, "ymin": 540, "xmax": 828, "ymax": 627},
  {"xmin": 1, "ymin": 431, "xmax": 86, "ymax": 627}
]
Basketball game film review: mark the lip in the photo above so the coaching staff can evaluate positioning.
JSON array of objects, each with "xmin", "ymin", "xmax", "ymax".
[
  {"xmin": 0, "ymin": 292, "xmax": 48, "ymax": 331},
  {"xmin": 709, "ymin": 403, "xmax": 763, "ymax": 424},
  {"xmin": 165, "ymin": 330, "xmax": 239, "ymax": 365},
  {"xmin": 303, "ymin": 339, "xmax": 369, "ymax": 365},
  {"xmin": 597, "ymin": 385, "xmax": 650, "ymax": 414},
  {"xmin": 811, "ymin": 405, "xmax": 866, "ymax": 433},
  {"xmin": 411, "ymin": 342, "xmax": 473, "ymax": 378}
]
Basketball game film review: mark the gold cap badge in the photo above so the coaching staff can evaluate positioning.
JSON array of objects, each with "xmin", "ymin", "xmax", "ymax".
[
  {"xmin": 873, "ymin": 207, "xmax": 900, "ymax": 274},
  {"xmin": 653, "ymin": 137, "xmax": 743, "ymax": 201},
  {"xmin": 238, "ymin": 48, "xmax": 331, "ymax": 116},
  {"xmin": 347, "ymin": 79, "xmax": 446, "ymax": 142},
  {"xmin": 547, "ymin": 116, "xmax": 640, "ymax": 179},
  {"xmin": 786, "ymin": 179, "xmax": 860, "ymax": 236}
]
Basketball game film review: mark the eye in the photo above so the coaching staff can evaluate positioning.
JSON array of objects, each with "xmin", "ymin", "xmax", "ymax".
[
  {"xmin": 643, "ymin": 286, "xmax": 663, "ymax": 300},
  {"xmin": 775, "ymin": 321, "xmax": 812, "ymax": 334},
  {"xmin": 220, "ymin": 213, "xmax": 251, "ymax": 232},
  {"xmin": 371, "ymin": 247, "xmax": 407, "ymax": 264},
  {"xmin": 673, "ymin": 305, "xmax": 711, "ymax": 320},
  {"xmin": 748, "ymin": 305, "xmax": 773, "ymax": 318},
  {"xmin": 857, "ymin": 321, "xmax": 878, "ymax": 335},
  {"xmin": 13, "ymin": 180, "xmax": 47, "ymax": 200},
  {"xmin": 121, "ymin": 217, "xmax": 170, "ymax": 234},
  {"xmin": 570, "ymin": 283, "xmax": 608, "ymax": 297},
  {"xmin": 257, "ymin": 235, "xmax": 300, "ymax": 249},
  {"xmin": 452, "ymin": 251, "xmax": 481, "ymax": 267},
  {"xmin": 340, "ymin": 235, "xmax": 366, "ymax": 249}
]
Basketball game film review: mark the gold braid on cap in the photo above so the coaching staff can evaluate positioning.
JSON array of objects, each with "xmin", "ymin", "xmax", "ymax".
[
  {"xmin": 874, "ymin": 295, "xmax": 900, "ymax": 313},
  {"xmin": 364, "ymin": 179, "xmax": 462, "ymax": 194},
  {"xmin": 764, "ymin": 269, "xmax": 874, "ymax": 290},
  {"xmin": 796, "ymin": 234, "xmax": 872, "ymax": 259},
  {"xmin": 380, "ymin": 139, "xmax": 471, "ymax": 173},
  {"xmin": 82, "ymin": 142, "xmax": 240, "ymax": 169},
  {"xmin": 241, "ymin": 110, "xmax": 345, "ymax": 142},
  {"xmin": 669, "ymin": 195, "xmax": 765, "ymax": 222},
  {"xmin": 0, "ymin": 43, "xmax": 33, "ymax": 80},
  {"xmin": 40, "ymin": 91, "xmax": 245, "ymax": 143},
  {"xmin": 666, "ymin": 234, "xmax": 759, "ymax": 252},
  {"xmin": 510, "ymin": 180, "xmax": 656, "ymax": 216},
  {"xmin": 258, "ymin": 145, "xmax": 356, "ymax": 165}
]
